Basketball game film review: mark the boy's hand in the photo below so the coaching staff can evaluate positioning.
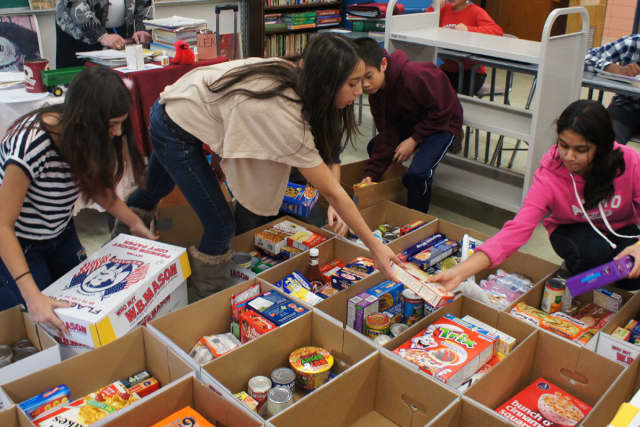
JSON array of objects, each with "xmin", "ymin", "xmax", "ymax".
[
  {"xmin": 393, "ymin": 137, "xmax": 417, "ymax": 163},
  {"xmin": 604, "ymin": 63, "xmax": 640, "ymax": 77}
]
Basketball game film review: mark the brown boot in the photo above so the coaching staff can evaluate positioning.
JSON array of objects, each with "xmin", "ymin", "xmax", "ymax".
[
  {"xmin": 111, "ymin": 207, "xmax": 156, "ymax": 239},
  {"xmin": 187, "ymin": 246, "xmax": 233, "ymax": 303}
]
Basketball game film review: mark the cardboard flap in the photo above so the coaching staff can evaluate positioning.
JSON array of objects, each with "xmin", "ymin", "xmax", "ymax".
[
  {"xmin": 310, "ymin": 311, "xmax": 347, "ymax": 363},
  {"xmin": 0, "ymin": 306, "xmax": 27, "ymax": 347},
  {"xmin": 193, "ymin": 377, "xmax": 263, "ymax": 427},
  {"xmin": 423, "ymin": 398, "xmax": 462, "ymax": 426},
  {"xmin": 341, "ymin": 327, "xmax": 377, "ymax": 367},
  {"xmin": 21, "ymin": 312, "xmax": 42, "ymax": 351}
]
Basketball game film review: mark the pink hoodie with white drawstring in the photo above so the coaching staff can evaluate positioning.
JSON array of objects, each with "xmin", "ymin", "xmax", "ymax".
[{"xmin": 478, "ymin": 142, "xmax": 640, "ymax": 267}]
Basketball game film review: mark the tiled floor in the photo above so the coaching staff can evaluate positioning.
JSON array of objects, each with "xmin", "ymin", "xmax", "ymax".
[{"xmin": 75, "ymin": 69, "xmax": 638, "ymax": 269}]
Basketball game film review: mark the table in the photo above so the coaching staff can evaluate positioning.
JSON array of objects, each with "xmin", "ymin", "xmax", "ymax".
[
  {"xmin": 0, "ymin": 89, "xmax": 61, "ymax": 140},
  {"xmin": 582, "ymin": 70, "xmax": 640, "ymax": 100},
  {"xmin": 114, "ymin": 58, "xmax": 228, "ymax": 157}
]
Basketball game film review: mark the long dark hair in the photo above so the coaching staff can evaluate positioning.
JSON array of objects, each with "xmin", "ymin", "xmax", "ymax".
[
  {"xmin": 207, "ymin": 33, "xmax": 361, "ymax": 163},
  {"xmin": 556, "ymin": 100, "xmax": 624, "ymax": 210},
  {"xmin": 6, "ymin": 66, "xmax": 145, "ymax": 202}
]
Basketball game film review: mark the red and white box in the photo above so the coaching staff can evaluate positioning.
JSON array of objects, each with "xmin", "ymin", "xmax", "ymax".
[
  {"xmin": 495, "ymin": 377, "xmax": 592, "ymax": 426},
  {"xmin": 393, "ymin": 315, "xmax": 495, "ymax": 388},
  {"xmin": 42, "ymin": 235, "xmax": 190, "ymax": 348}
]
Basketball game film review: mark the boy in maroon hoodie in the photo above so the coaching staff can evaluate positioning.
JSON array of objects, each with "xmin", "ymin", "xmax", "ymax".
[{"xmin": 354, "ymin": 38, "xmax": 463, "ymax": 213}]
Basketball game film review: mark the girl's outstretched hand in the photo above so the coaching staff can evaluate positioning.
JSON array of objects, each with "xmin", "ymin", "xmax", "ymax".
[
  {"xmin": 370, "ymin": 242, "xmax": 402, "ymax": 282},
  {"xmin": 615, "ymin": 243, "xmax": 640, "ymax": 279}
]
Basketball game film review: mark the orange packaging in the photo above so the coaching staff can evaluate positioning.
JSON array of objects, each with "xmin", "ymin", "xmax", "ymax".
[
  {"xmin": 239, "ymin": 310, "xmax": 276, "ymax": 343},
  {"xmin": 319, "ymin": 260, "xmax": 345, "ymax": 284},
  {"xmin": 495, "ymin": 377, "xmax": 591, "ymax": 426},
  {"xmin": 286, "ymin": 231, "xmax": 327, "ymax": 251},
  {"xmin": 393, "ymin": 315, "xmax": 495, "ymax": 388},
  {"xmin": 125, "ymin": 377, "xmax": 159, "ymax": 398},
  {"xmin": 151, "ymin": 406, "xmax": 215, "ymax": 427}
]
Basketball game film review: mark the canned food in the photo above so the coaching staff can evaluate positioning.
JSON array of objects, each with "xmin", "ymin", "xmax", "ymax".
[
  {"xmin": 13, "ymin": 346, "xmax": 38, "ymax": 361},
  {"xmin": 0, "ymin": 345, "xmax": 12, "ymax": 366},
  {"xmin": 11, "ymin": 338, "xmax": 33, "ymax": 350},
  {"xmin": 289, "ymin": 346, "xmax": 334, "ymax": 390},
  {"xmin": 541, "ymin": 278, "xmax": 565, "ymax": 313},
  {"xmin": 365, "ymin": 313, "xmax": 390, "ymax": 338},
  {"xmin": 232, "ymin": 252, "xmax": 253, "ymax": 268},
  {"xmin": 266, "ymin": 386, "xmax": 293, "ymax": 417},
  {"xmin": 378, "ymin": 224, "xmax": 392, "ymax": 233},
  {"xmin": 373, "ymin": 334, "xmax": 392, "ymax": 345},
  {"xmin": 271, "ymin": 367, "xmax": 296, "ymax": 394},
  {"xmin": 247, "ymin": 376, "xmax": 272, "ymax": 409},
  {"xmin": 382, "ymin": 232, "xmax": 397, "ymax": 241},
  {"xmin": 402, "ymin": 289, "xmax": 424, "ymax": 326},
  {"xmin": 390, "ymin": 323, "xmax": 408, "ymax": 337}
]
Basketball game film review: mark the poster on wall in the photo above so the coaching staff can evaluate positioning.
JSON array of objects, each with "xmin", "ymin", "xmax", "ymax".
[{"xmin": 0, "ymin": 15, "xmax": 43, "ymax": 72}]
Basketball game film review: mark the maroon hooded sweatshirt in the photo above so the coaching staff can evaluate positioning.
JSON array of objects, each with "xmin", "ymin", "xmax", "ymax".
[{"xmin": 364, "ymin": 50, "xmax": 463, "ymax": 181}]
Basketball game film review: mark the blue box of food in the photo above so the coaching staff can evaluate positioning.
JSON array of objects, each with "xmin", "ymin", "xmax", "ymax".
[
  {"xmin": 331, "ymin": 267, "xmax": 368, "ymax": 290},
  {"xmin": 19, "ymin": 384, "xmax": 71, "ymax": 420},
  {"xmin": 409, "ymin": 239, "xmax": 460, "ymax": 271},
  {"xmin": 280, "ymin": 182, "xmax": 319, "ymax": 218},
  {"xmin": 383, "ymin": 302, "xmax": 403, "ymax": 324},
  {"xmin": 366, "ymin": 280, "xmax": 404, "ymax": 311},
  {"xmin": 247, "ymin": 290, "xmax": 308, "ymax": 326}
]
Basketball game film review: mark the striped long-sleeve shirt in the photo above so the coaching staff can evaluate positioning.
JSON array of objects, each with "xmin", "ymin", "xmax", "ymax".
[{"xmin": 0, "ymin": 117, "xmax": 79, "ymax": 240}]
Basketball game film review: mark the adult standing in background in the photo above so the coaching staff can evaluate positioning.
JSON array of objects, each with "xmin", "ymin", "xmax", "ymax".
[
  {"xmin": 55, "ymin": 0, "xmax": 152, "ymax": 68},
  {"xmin": 585, "ymin": 34, "xmax": 640, "ymax": 145}
]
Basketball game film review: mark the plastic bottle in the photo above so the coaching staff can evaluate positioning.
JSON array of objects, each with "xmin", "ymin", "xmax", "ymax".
[
  {"xmin": 159, "ymin": 51, "xmax": 169, "ymax": 67},
  {"xmin": 307, "ymin": 248, "xmax": 324, "ymax": 292},
  {"xmin": 193, "ymin": 46, "xmax": 199, "ymax": 63}
]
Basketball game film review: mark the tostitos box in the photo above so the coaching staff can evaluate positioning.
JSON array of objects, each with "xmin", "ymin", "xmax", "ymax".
[
  {"xmin": 151, "ymin": 406, "xmax": 215, "ymax": 427},
  {"xmin": 42, "ymin": 235, "xmax": 190, "ymax": 348},
  {"xmin": 393, "ymin": 315, "xmax": 495, "ymax": 388},
  {"xmin": 495, "ymin": 377, "xmax": 592, "ymax": 426}
]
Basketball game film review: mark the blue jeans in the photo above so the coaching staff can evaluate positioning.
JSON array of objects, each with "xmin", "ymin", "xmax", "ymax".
[
  {"xmin": 128, "ymin": 100, "xmax": 235, "ymax": 255},
  {"xmin": 0, "ymin": 221, "xmax": 87, "ymax": 311},
  {"xmin": 368, "ymin": 131, "xmax": 454, "ymax": 213}
]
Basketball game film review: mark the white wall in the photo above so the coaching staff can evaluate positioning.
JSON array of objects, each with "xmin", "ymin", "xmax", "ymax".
[{"xmin": 31, "ymin": 0, "xmax": 240, "ymax": 68}]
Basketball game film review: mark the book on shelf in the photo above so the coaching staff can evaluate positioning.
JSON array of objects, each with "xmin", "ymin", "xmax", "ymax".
[
  {"xmin": 286, "ymin": 22, "xmax": 316, "ymax": 30},
  {"xmin": 316, "ymin": 8, "xmax": 340, "ymax": 16}
]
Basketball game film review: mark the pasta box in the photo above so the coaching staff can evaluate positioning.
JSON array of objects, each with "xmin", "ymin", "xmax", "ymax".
[{"xmin": 42, "ymin": 235, "xmax": 190, "ymax": 348}]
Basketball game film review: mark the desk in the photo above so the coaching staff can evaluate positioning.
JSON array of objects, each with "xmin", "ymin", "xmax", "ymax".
[
  {"xmin": 582, "ymin": 70, "xmax": 640, "ymax": 99},
  {"xmin": 114, "ymin": 58, "xmax": 228, "ymax": 157},
  {"xmin": 0, "ymin": 90, "xmax": 61, "ymax": 139}
]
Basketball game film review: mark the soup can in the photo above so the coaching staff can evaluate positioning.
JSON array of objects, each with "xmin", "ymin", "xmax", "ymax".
[
  {"xmin": 365, "ymin": 313, "xmax": 390, "ymax": 338},
  {"xmin": 541, "ymin": 278, "xmax": 565, "ymax": 313},
  {"xmin": 248, "ymin": 376, "xmax": 272, "ymax": 409},
  {"xmin": 266, "ymin": 386, "xmax": 293, "ymax": 417},
  {"xmin": 232, "ymin": 252, "xmax": 253, "ymax": 268},
  {"xmin": 271, "ymin": 367, "xmax": 296, "ymax": 394},
  {"xmin": 373, "ymin": 334, "xmax": 392, "ymax": 346},
  {"xmin": 390, "ymin": 323, "xmax": 408, "ymax": 337},
  {"xmin": 0, "ymin": 345, "xmax": 12, "ymax": 367},
  {"xmin": 402, "ymin": 289, "xmax": 424, "ymax": 326}
]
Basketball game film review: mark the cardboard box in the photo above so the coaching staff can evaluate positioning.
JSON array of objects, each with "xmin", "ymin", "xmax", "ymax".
[
  {"xmin": 464, "ymin": 329, "xmax": 627, "ymax": 427},
  {"xmin": 0, "ymin": 406, "xmax": 31, "ymax": 427},
  {"xmin": 98, "ymin": 375, "xmax": 262, "ymax": 427},
  {"xmin": 271, "ymin": 351, "xmax": 457, "ymax": 427},
  {"xmin": 200, "ymin": 310, "xmax": 377, "ymax": 420},
  {"xmin": 258, "ymin": 238, "xmax": 373, "ymax": 307},
  {"xmin": 322, "ymin": 200, "xmax": 436, "ymax": 247},
  {"xmin": 387, "ymin": 218, "xmax": 559, "ymax": 309},
  {"xmin": 1, "ymin": 327, "xmax": 193, "ymax": 424},
  {"xmin": 514, "ymin": 282, "xmax": 634, "ymax": 350},
  {"xmin": 339, "ymin": 160, "xmax": 408, "ymax": 209},
  {"xmin": 149, "ymin": 278, "xmax": 304, "ymax": 376},
  {"xmin": 383, "ymin": 296, "xmax": 536, "ymax": 392},
  {"xmin": 42, "ymin": 235, "xmax": 191, "ymax": 348},
  {"xmin": 424, "ymin": 397, "xmax": 515, "ymax": 427},
  {"xmin": 0, "ymin": 306, "xmax": 61, "ymax": 386},
  {"xmin": 595, "ymin": 291, "xmax": 640, "ymax": 365}
]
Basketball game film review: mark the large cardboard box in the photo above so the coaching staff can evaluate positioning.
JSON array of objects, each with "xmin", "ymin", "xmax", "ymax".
[
  {"xmin": 0, "ymin": 306, "xmax": 61, "ymax": 386},
  {"xmin": 200, "ymin": 310, "xmax": 377, "ymax": 421},
  {"xmin": 322, "ymin": 200, "xmax": 436, "ymax": 248},
  {"xmin": 424, "ymin": 398, "xmax": 514, "ymax": 427},
  {"xmin": 512, "ymin": 281, "xmax": 634, "ymax": 350},
  {"xmin": 340, "ymin": 160, "xmax": 408, "ymax": 209},
  {"xmin": 257, "ymin": 237, "xmax": 373, "ymax": 305},
  {"xmin": 387, "ymin": 218, "xmax": 559, "ymax": 305},
  {"xmin": 464, "ymin": 329, "xmax": 627, "ymax": 427},
  {"xmin": 149, "ymin": 278, "xmax": 308, "ymax": 376},
  {"xmin": 99, "ymin": 375, "xmax": 263, "ymax": 427},
  {"xmin": 0, "ymin": 406, "xmax": 31, "ymax": 427},
  {"xmin": 270, "ymin": 351, "xmax": 457, "ymax": 427},
  {"xmin": 1, "ymin": 327, "xmax": 193, "ymax": 424},
  {"xmin": 42, "ymin": 235, "xmax": 191, "ymax": 348},
  {"xmin": 594, "ymin": 291, "xmax": 640, "ymax": 365}
]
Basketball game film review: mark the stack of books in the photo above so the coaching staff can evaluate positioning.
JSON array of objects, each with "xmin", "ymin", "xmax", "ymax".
[
  {"xmin": 144, "ymin": 16, "xmax": 208, "ymax": 57},
  {"xmin": 344, "ymin": 14, "xmax": 385, "ymax": 32},
  {"xmin": 282, "ymin": 11, "xmax": 316, "ymax": 30},
  {"xmin": 265, "ymin": 13, "xmax": 286, "ymax": 33},
  {"xmin": 316, "ymin": 9, "xmax": 341, "ymax": 28}
]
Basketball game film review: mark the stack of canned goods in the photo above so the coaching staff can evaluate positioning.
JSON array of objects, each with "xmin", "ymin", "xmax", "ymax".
[
  {"xmin": 0, "ymin": 338, "xmax": 38, "ymax": 368},
  {"xmin": 247, "ymin": 367, "xmax": 296, "ymax": 417}
]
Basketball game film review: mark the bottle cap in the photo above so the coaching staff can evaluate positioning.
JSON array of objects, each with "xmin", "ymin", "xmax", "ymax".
[{"xmin": 309, "ymin": 248, "xmax": 319, "ymax": 257}]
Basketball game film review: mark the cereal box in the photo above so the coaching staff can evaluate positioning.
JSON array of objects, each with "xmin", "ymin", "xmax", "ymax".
[
  {"xmin": 393, "ymin": 315, "xmax": 496, "ymax": 388},
  {"xmin": 151, "ymin": 406, "xmax": 215, "ymax": 427},
  {"xmin": 366, "ymin": 280, "xmax": 403, "ymax": 312},
  {"xmin": 239, "ymin": 310, "xmax": 276, "ymax": 343},
  {"xmin": 42, "ymin": 235, "xmax": 190, "ymax": 348},
  {"xmin": 346, "ymin": 293, "xmax": 379, "ymax": 333},
  {"xmin": 495, "ymin": 377, "xmax": 592, "ymax": 426},
  {"xmin": 280, "ymin": 183, "xmax": 319, "ymax": 218},
  {"xmin": 247, "ymin": 290, "xmax": 308, "ymax": 326},
  {"xmin": 391, "ymin": 263, "xmax": 454, "ymax": 308}
]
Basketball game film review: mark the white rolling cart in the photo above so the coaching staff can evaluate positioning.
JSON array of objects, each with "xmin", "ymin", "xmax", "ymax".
[{"xmin": 383, "ymin": 4, "xmax": 589, "ymax": 212}]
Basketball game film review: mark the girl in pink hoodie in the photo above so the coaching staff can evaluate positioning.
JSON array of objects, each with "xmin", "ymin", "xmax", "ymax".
[{"xmin": 434, "ymin": 100, "xmax": 640, "ymax": 291}]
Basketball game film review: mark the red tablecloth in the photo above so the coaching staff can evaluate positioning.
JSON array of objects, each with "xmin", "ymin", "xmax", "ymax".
[{"xmin": 116, "ymin": 58, "xmax": 228, "ymax": 156}]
